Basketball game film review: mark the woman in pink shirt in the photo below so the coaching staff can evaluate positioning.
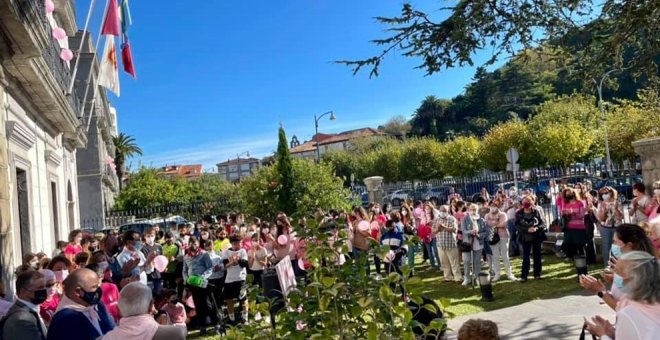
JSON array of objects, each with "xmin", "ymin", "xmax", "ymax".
[
  {"xmin": 559, "ymin": 187, "xmax": 589, "ymax": 260},
  {"xmin": 160, "ymin": 290, "xmax": 187, "ymax": 328},
  {"xmin": 39, "ymin": 269, "xmax": 60, "ymax": 325},
  {"xmin": 63, "ymin": 229, "xmax": 83, "ymax": 262}
]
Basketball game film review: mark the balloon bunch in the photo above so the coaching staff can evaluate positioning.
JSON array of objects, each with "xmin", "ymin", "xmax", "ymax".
[{"xmin": 45, "ymin": 0, "xmax": 73, "ymax": 61}]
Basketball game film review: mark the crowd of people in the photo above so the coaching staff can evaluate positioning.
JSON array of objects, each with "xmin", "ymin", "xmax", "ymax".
[{"xmin": 0, "ymin": 180, "xmax": 658, "ymax": 339}]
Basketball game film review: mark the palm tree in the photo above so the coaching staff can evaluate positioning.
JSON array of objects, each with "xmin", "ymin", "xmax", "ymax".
[{"xmin": 112, "ymin": 133, "xmax": 143, "ymax": 190}]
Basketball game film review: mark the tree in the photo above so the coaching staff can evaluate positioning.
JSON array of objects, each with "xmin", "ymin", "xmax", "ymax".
[
  {"xmin": 338, "ymin": 1, "xmax": 659, "ymax": 81},
  {"xmin": 377, "ymin": 115, "xmax": 411, "ymax": 137},
  {"xmin": 481, "ymin": 120, "xmax": 537, "ymax": 171},
  {"xmin": 409, "ymin": 96, "xmax": 451, "ymax": 138},
  {"xmin": 187, "ymin": 174, "xmax": 244, "ymax": 212},
  {"xmin": 239, "ymin": 159, "xmax": 352, "ymax": 219},
  {"xmin": 399, "ymin": 138, "xmax": 443, "ymax": 181},
  {"xmin": 607, "ymin": 88, "xmax": 660, "ymax": 163},
  {"xmin": 535, "ymin": 121, "xmax": 593, "ymax": 169},
  {"xmin": 114, "ymin": 168, "xmax": 179, "ymax": 210},
  {"xmin": 113, "ymin": 133, "xmax": 143, "ymax": 190},
  {"xmin": 437, "ymin": 136, "xmax": 484, "ymax": 178},
  {"xmin": 275, "ymin": 126, "xmax": 295, "ymax": 215}
]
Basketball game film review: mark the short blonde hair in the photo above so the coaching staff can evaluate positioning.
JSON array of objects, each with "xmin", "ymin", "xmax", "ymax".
[{"xmin": 457, "ymin": 319, "xmax": 500, "ymax": 340}]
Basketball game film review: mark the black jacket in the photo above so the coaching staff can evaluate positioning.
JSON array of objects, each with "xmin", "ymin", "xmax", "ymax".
[
  {"xmin": 515, "ymin": 208, "xmax": 546, "ymax": 243},
  {"xmin": 0, "ymin": 300, "xmax": 47, "ymax": 340}
]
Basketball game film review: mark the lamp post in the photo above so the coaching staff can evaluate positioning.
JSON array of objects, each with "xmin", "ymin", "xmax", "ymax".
[
  {"xmin": 314, "ymin": 111, "xmax": 336, "ymax": 162},
  {"xmin": 574, "ymin": 255, "xmax": 588, "ymax": 282},
  {"xmin": 237, "ymin": 151, "xmax": 250, "ymax": 181},
  {"xmin": 594, "ymin": 69, "xmax": 617, "ymax": 178}
]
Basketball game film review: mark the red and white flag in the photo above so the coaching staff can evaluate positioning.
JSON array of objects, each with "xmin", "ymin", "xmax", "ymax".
[{"xmin": 98, "ymin": 36, "xmax": 120, "ymax": 96}]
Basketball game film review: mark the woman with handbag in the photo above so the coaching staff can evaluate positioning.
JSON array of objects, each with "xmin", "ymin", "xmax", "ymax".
[
  {"xmin": 597, "ymin": 186, "xmax": 625, "ymax": 268},
  {"xmin": 487, "ymin": 198, "xmax": 517, "ymax": 282},
  {"xmin": 516, "ymin": 195, "xmax": 546, "ymax": 282},
  {"xmin": 460, "ymin": 204, "xmax": 488, "ymax": 286}
]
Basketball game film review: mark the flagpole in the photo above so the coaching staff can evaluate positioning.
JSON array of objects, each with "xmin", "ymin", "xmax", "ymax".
[
  {"xmin": 80, "ymin": 0, "xmax": 112, "ymax": 128},
  {"xmin": 66, "ymin": 0, "xmax": 99, "ymax": 95}
]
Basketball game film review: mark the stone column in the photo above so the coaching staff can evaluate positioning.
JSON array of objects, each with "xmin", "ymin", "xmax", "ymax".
[
  {"xmin": 363, "ymin": 176, "xmax": 384, "ymax": 206},
  {"xmin": 0, "ymin": 66, "xmax": 15, "ymax": 291},
  {"xmin": 633, "ymin": 137, "xmax": 660, "ymax": 190}
]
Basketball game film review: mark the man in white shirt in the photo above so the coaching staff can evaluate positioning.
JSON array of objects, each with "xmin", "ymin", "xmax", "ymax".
[
  {"xmin": 116, "ymin": 230, "xmax": 155, "ymax": 285},
  {"xmin": 222, "ymin": 235, "xmax": 249, "ymax": 324}
]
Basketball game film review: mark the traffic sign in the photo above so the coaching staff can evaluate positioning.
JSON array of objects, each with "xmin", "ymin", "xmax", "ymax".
[
  {"xmin": 506, "ymin": 163, "xmax": 520, "ymax": 172},
  {"xmin": 506, "ymin": 148, "xmax": 519, "ymax": 164}
]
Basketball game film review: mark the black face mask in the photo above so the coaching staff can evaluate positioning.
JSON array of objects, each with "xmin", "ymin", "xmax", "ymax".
[
  {"xmin": 81, "ymin": 287, "xmax": 103, "ymax": 305},
  {"xmin": 565, "ymin": 195, "xmax": 575, "ymax": 200},
  {"xmin": 169, "ymin": 298, "xmax": 179, "ymax": 305},
  {"xmin": 31, "ymin": 289, "xmax": 48, "ymax": 305}
]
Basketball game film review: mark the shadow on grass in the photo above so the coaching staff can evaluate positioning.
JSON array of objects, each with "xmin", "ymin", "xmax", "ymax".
[{"xmin": 415, "ymin": 255, "xmax": 604, "ymax": 318}]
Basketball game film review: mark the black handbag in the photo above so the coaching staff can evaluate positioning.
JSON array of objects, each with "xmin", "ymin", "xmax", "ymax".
[
  {"xmin": 488, "ymin": 228, "xmax": 500, "ymax": 245},
  {"xmin": 578, "ymin": 323, "xmax": 596, "ymax": 340},
  {"xmin": 458, "ymin": 241, "xmax": 472, "ymax": 252}
]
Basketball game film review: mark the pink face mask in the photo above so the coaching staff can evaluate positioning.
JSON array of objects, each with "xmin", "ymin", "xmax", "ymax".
[{"xmin": 53, "ymin": 269, "xmax": 69, "ymax": 282}]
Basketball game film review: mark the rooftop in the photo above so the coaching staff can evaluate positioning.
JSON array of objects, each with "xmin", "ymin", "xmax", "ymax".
[
  {"xmin": 291, "ymin": 127, "xmax": 386, "ymax": 154},
  {"xmin": 158, "ymin": 164, "xmax": 203, "ymax": 178}
]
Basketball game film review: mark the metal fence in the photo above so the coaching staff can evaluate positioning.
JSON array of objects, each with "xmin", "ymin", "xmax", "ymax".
[{"xmin": 80, "ymin": 199, "xmax": 232, "ymax": 231}]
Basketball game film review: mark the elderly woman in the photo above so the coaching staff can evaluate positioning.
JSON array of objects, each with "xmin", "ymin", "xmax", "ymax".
[
  {"xmin": 515, "ymin": 195, "xmax": 546, "ymax": 282},
  {"xmin": 461, "ymin": 204, "xmax": 488, "ymax": 286},
  {"xmin": 585, "ymin": 251, "xmax": 660, "ymax": 339},
  {"xmin": 649, "ymin": 181, "xmax": 660, "ymax": 221},
  {"xmin": 597, "ymin": 186, "xmax": 624, "ymax": 267}
]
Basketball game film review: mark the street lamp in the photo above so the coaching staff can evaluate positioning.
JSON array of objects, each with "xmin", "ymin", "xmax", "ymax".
[
  {"xmin": 237, "ymin": 151, "xmax": 250, "ymax": 181},
  {"xmin": 314, "ymin": 111, "xmax": 336, "ymax": 162},
  {"xmin": 477, "ymin": 272, "xmax": 494, "ymax": 301},
  {"xmin": 594, "ymin": 69, "xmax": 618, "ymax": 178}
]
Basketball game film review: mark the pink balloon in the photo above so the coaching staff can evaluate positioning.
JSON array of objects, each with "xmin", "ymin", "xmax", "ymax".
[
  {"xmin": 59, "ymin": 48, "xmax": 73, "ymax": 61},
  {"xmin": 277, "ymin": 235, "xmax": 288, "ymax": 246},
  {"xmin": 298, "ymin": 258, "xmax": 306, "ymax": 271},
  {"xmin": 153, "ymin": 255, "xmax": 168, "ymax": 273},
  {"xmin": 358, "ymin": 220, "xmax": 370, "ymax": 232},
  {"xmin": 370, "ymin": 221, "xmax": 380, "ymax": 230},
  {"xmin": 52, "ymin": 27, "xmax": 66, "ymax": 40},
  {"xmin": 385, "ymin": 250, "xmax": 396, "ymax": 263},
  {"xmin": 45, "ymin": 0, "xmax": 55, "ymax": 13}
]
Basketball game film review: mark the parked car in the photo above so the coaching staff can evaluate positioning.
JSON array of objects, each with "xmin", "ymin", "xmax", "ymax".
[
  {"xmin": 594, "ymin": 175, "xmax": 643, "ymax": 203},
  {"xmin": 530, "ymin": 176, "xmax": 598, "ymax": 204},
  {"xmin": 99, "ymin": 227, "xmax": 119, "ymax": 236},
  {"xmin": 423, "ymin": 186, "xmax": 454, "ymax": 205},
  {"xmin": 119, "ymin": 222, "xmax": 154, "ymax": 236},
  {"xmin": 383, "ymin": 189, "xmax": 412, "ymax": 206}
]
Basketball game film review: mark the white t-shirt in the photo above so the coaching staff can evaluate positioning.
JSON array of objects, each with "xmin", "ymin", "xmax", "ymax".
[
  {"xmin": 602, "ymin": 302, "xmax": 660, "ymax": 340},
  {"xmin": 223, "ymin": 248, "xmax": 248, "ymax": 283}
]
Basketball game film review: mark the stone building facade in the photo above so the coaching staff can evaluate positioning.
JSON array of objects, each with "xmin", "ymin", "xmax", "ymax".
[{"xmin": 0, "ymin": 0, "xmax": 86, "ymax": 289}]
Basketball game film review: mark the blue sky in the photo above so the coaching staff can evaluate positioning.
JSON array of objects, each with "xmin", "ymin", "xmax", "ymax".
[{"xmin": 76, "ymin": 1, "xmax": 499, "ymax": 171}]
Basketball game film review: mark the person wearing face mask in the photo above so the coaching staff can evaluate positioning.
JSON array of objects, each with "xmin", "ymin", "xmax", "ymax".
[
  {"xmin": 597, "ymin": 187, "xmax": 624, "ymax": 267},
  {"xmin": 24, "ymin": 253, "xmax": 40, "ymax": 270},
  {"xmin": 648, "ymin": 181, "xmax": 660, "ymax": 221},
  {"xmin": 182, "ymin": 237, "xmax": 217, "ymax": 334},
  {"xmin": 559, "ymin": 187, "xmax": 589, "ymax": 260},
  {"xmin": 461, "ymin": 204, "xmax": 488, "ymax": 286},
  {"xmin": 420, "ymin": 203, "xmax": 441, "ymax": 271},
  {"xmin": 159, "ymin": 289, "xmax": 187, "ymax": 328},
  {"xmin": 37, "ymin": 269, "xmax": 60, "ymax": 326},
  {"xmin": 629, "ymin": 182, "xmax": 652, "ymax": 224},
  {"xmin": 161, "ymin": 232, "xmax": 180, "ymax": 290},
  {"xmin": 143, "ymin": 228, "xmax": 164, "ymax": 295},
  {"xmin": 116, "ymin": 231, "xmax": 156, "ymax": 286},
  {"xmin": 579, "ymin": 223, "xmax": 655, "ymax": 311},
  {"xmin": 47, "ymin": 268, "xmax": 115, "ymax": 340},
  {"xmin": 487, "ymin": 200, "xmax": 517, "ymax": 282},
  {"xmin": 435, "ymin": 205, "xmax": 462, "ymax": 283},
  {"xmin": 84, "ymin": 261, "xmax": 120, "ymax": 324},
  {"xmin": 584, "ymin": 251, "xmax": 660, "ymax": 340},
  {"xmin": 515, "ymin": 196, "xmax": 546, "ymax": 282},
  {"xmin": 0, "ymin": 271, "xmax": 48, "ymax": 340}
]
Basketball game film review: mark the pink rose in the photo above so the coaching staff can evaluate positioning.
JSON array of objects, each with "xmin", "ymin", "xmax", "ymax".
[{"xmin": 296, "ymin": 320, "xmax": 306, "ymax": 331}]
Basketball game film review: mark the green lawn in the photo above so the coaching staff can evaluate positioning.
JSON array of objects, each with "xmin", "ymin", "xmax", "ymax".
[{"xmin": 189, "ymin": 253, "xmax": 602, "ymax": 339}]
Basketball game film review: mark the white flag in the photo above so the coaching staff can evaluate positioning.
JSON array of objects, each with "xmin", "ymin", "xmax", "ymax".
[{"xmin": 98, "ymin": 36, "xmax": 120, "ymax": 96}]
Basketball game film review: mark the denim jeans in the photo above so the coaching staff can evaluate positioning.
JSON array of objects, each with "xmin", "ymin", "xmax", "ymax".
[
  {"xmin": 521, "ymin": 240, "xmax": 542, "ymax": 279},
  {"xmin": 599, "ymin": 226, "xmax": 616, "ymax": 267},
  {"xmin": 425, "ymin": 238, "xmax": 441, "ymax": 268},
  {"xmin": 462, "ymin": 249, "xmax": 482, "ymax": 281},
  {"xmin": 508, "ymin": 220, "xmax": 520, "ymax": 256}
]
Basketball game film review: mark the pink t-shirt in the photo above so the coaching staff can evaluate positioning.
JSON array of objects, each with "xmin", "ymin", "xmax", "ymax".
[
  {"xmin": 40, "ymin": 294, "xmax": 59, "ymax": 325},
  {"xmin": 63, "ymin": 244, "xmax": 82, "ymax": 257},
  {"xmin": 101, "ymin": 282, "xmax": 120, "ymax": 322},
  {"xmin": 562, "ymin": 201, "xmax": 586, "ymax": 230},
  {"xmin": 161, "ymin": 302, "xmax": 187, "ymax": 326},
  {"xmin": 453, "ymin": 211, "xmax": 466, "ymax": 226},
  {"xmin": 486, "ymin": 211, "xmax": 509, "ymax": 238}
]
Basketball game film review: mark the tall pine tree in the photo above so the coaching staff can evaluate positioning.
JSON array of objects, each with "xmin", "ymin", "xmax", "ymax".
[{"xmin": 276, "ymin": 126, "xmax": 295, "ymax": 215}]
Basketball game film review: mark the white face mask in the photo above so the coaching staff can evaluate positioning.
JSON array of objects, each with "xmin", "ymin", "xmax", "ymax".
[
  {"xmin": 30, "ymin": 260, "xmax": 39, "ymax": 269},
  {"xmin": 183, "ymin": 235, "xmax": 190, "ymax": 244},
  {"xmin": 47, "ymin": 286, "xmax": 58, "ymax": 297},
  {"xmin": 401, "ymin": 211, "xmax": 408, "ymax": 216},
  {"xmin": 374, "ymin": 208, "xmax": 380, "ymax": 214},
  {"xmin": 439, "ymin": 211, "xmax": 448, "ymax": 218},
  {"xmin": 602, "ymin": 194, "xmax": 611, "ymax": 201},
  {"xmin": 490, "ymin": 207, "xmax": 498, "ymax": 213},
  {"xmin": 145, "ymin": 236, "xmax": 156, "ymax": 245},
  {"xmin": 654, "ymin": 189, "xmax": 660, "ymax": 196},
  {"xmin": 98, "ymin": 261, "xmax": 109, "ymax": 272}
]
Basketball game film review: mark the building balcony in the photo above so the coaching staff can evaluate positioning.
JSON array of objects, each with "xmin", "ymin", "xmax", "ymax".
[
  {"xmin": 0, "ymin": 0, "xmax": 86, "ymax": 148},
  {"xmin": 102, "ymin": 164, "xmax": 119, "ymax": 193}
]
